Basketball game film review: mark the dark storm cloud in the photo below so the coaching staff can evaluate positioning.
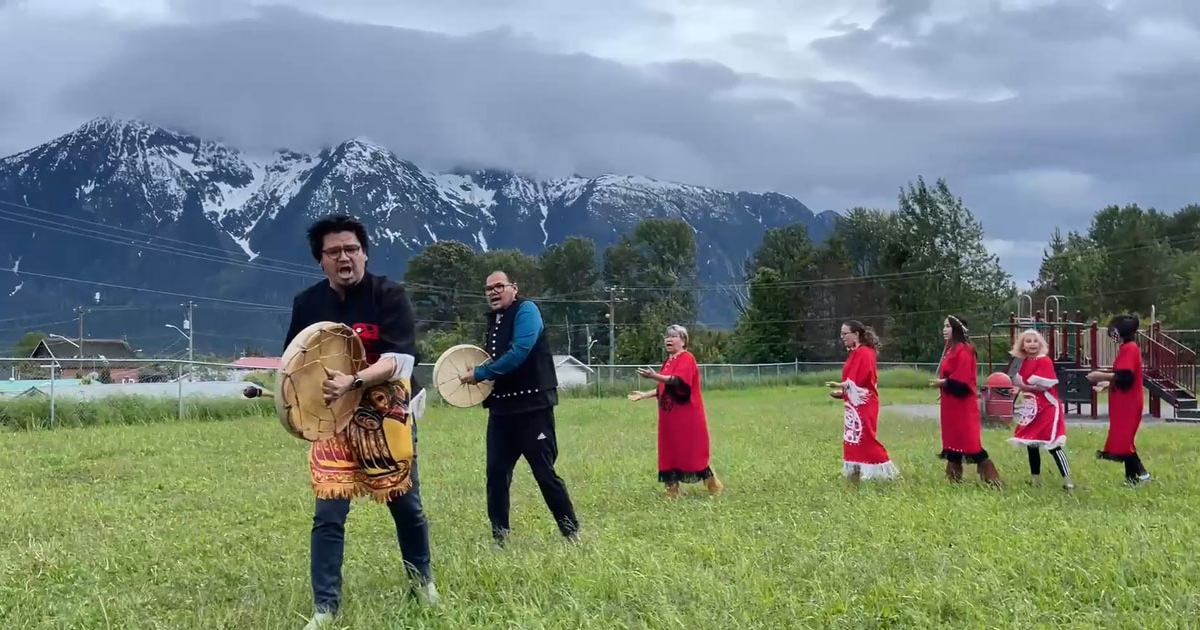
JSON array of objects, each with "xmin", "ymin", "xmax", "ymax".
[{"xmin": 2, "ymin": 1, "xmax": 1197, "ymax": 286}]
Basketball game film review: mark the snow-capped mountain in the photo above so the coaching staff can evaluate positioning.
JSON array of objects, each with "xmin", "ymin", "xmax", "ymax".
[{"xmin": 0, "ymin": 118, "xmax": 837, "ymax": 354}]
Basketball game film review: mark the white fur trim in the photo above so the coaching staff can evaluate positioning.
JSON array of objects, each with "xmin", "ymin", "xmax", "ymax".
[
  {"xmin": 1045, "ymin": 391, "xmax": 1061, "ymax": 443},
  {"xmin": 1027, "ymin": 375, "xmax": 1058, "ymax": 387},
  {"xmin": 410, "ymin": 389, "xmax": 427, "ymax": 421},
  {"xmin": 379, "ymin": 352, "xmax": 415, "ymax": 381},
  {"xmin": 845, "ymin": 379, "xmax": 870, "ymax": 407},
  {"xmin": 1007, "ymin": 436, "xmax": 1067, "ymax": 449},
  {"xmin": 843, "ymin": 461, "xmax": 900, "ymax": 480}
]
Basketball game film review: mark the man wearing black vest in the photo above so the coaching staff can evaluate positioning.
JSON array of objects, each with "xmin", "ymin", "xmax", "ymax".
[{"xmin": 460, "ymin": 270, "xmax": 581, "ymax": 546}]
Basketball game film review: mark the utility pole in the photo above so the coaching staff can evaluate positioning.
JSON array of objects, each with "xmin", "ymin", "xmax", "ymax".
[
  {"xmin": 607, "ymin": 287, "xmax": 616, "ymax": 366},
  {"xmin": 75, "ymin": 306, "xmax": 88, "ymax": 359},
  {"xmin": 183, "ymin": 301, "xmax": 195, "ymax": 363}
]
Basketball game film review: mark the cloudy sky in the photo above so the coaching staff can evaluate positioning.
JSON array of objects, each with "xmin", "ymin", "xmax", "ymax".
[{"xmin": 1, "ymin": 0, "xmax": 1197, "ymax": 287}]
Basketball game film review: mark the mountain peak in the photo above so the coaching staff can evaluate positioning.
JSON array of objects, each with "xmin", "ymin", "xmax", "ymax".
[
  {"xmin": 1, "ymin": 120, "xmax": 828, "ymax": 333},
  {"xmin": 68, "ymin": 117, "xmax": 194, "ymax": 145},
  {"xmin": 331, "ymin": 137, "xmax": 394, "ymax": 158}
]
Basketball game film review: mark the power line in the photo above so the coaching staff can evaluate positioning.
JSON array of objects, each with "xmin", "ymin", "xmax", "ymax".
[
  {"xmin": 0, "ymin": 199, "xmax": 319, "ymax": 273},
  {"xmin": 0, "ymin": 209, "xmax": 322, "ymax": 280},
  {"xmin": 14, "ymin": 269, "xmax": 292, "ymax": 310},
  {"xmin": 0, "ymin": 318, "xmax": 80, "ymax": 334},
  {"xmin": 0, "ymin": 311, "xmax": 70, "ymax": 324}
]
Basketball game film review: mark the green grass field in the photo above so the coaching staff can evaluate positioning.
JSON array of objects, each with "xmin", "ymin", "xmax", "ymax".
[{"xmin": 2, "ymin": 387, "xmax": 1198, "ymax": 629}]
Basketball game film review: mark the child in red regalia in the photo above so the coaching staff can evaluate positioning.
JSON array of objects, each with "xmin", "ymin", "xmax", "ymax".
[
  {"xmin": 1008, "ymin": 329, "xmax": 1075, "ymax": 490},
  {"xmin": 1087, "ymin": 315, "xmax": 1152, "ymax": 486},
  {"xmin": 826, "ymin": 320, "xmax": 898, "ymax": 484},
  {"xmin": 931, "ymin": 315, "xmax": 1002, "ymax": 486}
]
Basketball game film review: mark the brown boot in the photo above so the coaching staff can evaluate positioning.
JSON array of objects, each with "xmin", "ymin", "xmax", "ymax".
[
  {"xmin": 945, "ymin": 461, "xmax": 964, "ymax": 483},
  {"xmin": 977, "ymin": 459, "xmax": 1003, "ymax": 488},
  {"xmin": 705, "ymin": 474, "xmax": 724, "ymax": 496}
]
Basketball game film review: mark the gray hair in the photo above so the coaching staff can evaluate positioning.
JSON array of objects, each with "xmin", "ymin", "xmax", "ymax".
[{"xmin": 665, "ymin": 324, "xmax": 689, "ymax": 347}]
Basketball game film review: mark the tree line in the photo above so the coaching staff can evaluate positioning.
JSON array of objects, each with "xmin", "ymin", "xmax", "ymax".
[
  {"xmin": 15, "ymin": 177, "xmax": 1192, "ymax": 366},
  {"xmin": 1032, "ymin": 203, "xmax": 1200, "ymax": 329},
  {"xmin": 402, "ymin": 176, "xmax": 1019, "ymax": 364}
]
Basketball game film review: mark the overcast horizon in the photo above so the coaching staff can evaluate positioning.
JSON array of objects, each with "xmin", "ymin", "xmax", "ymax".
[{"xmin": 2, "ymin": 0, "xmax": 1198, "ymax": 288}]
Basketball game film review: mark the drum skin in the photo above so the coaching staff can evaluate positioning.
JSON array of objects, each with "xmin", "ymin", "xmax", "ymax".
[
  {"xmin": 276, "ymin": 321, "xmax": 369, "ymax": 441},
  {"xmin": 433, "ymin": 344, "xmax": 493, "ymax": 408}
]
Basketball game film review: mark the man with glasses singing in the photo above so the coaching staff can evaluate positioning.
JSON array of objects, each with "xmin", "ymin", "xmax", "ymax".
[
  {"xmin": 460, "ymin": 270, "xmax": 581, "ymax": 547},
  {"xmin": 283, "ymin": 215, "xmax": 437, "ymax": 629}
]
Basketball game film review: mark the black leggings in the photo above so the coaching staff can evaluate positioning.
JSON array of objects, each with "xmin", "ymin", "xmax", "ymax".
[
  {"xmin": 1123, "ymin": 454, "xmax": 1148, "ymax": 480},
  {"xmin": 1028, "ymin": 446, "xmax": 1071, "ymax": 478}
]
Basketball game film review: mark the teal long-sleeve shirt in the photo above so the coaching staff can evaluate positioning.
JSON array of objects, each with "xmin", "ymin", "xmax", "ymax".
[{"xmin": 474, "ymin": 301, "xmax": 542, "ymax": 382}]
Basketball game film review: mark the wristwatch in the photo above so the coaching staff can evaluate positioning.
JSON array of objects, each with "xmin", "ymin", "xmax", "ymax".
[{"xmin": 351, "ymin": 376, "xmax": 364, "ymax": 390}]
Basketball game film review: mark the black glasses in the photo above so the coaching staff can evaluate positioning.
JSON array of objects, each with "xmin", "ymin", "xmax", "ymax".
[
  {"xmin": 485, "ymin": 283, "xmax": 512, "ymax": 294},
  {"xmin": 322, "ymin": 245, "xmax": 362, "ymax": 259}
]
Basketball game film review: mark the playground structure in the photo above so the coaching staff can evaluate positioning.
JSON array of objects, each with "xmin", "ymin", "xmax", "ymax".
[{"xmin": 975, "ymin": 295, "xmax": 1199, "ymax": 423}]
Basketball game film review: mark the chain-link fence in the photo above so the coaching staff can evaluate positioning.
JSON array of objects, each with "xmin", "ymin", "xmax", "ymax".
[
  {"xmin": 0, "ymin": 357, "xmax": 275, "ymax": 429},
  {"xmin": 0, "ymin": 357, "xmax": 946, "ymax": 429},
  {"xmin": 575, "ymin": 361, "xmax": 941, "ymax": 398}
]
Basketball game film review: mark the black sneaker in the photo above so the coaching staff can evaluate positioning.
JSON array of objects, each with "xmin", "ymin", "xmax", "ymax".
[{"xmin": 492, "ymin": 529, "xmax": 509, "ymax": 550}]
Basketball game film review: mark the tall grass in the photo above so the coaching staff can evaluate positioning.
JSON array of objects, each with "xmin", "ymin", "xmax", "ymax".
[
  {"xmin": 0, "ymin": 395, "xmax": 273, "ymax": 431},
  {"xmin": 0, "ymin": 388, "xmax": 1197, "ymax": 628}
]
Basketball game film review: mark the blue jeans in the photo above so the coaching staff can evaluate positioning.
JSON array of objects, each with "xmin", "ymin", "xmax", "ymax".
[{"xmin": 310, "ymin": 457, "xmax": 431, "ymax": 615}]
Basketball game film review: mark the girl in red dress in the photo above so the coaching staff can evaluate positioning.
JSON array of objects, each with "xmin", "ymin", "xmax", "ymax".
[
  {"xmin": 630, "ymin": 325, "xmax": 723, "ymax": 498},
  {"xmin": 1008, "ymin": 329, "xmax": 1075, "ymax": 490},
  {"xmin": 931, "ymin": 315, "xmax": 1002, "ymax": 486},
  {"xmin": 1087, "ymin": 315, "xmax": 1152, "ymax": 486},
  {"xmin": 826, "ymin": 320, "xmax": 898, "ymax": 483}
]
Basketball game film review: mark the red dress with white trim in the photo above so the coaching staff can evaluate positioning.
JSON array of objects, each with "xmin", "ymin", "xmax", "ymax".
[
  {"xmin": 841, "ymin": 345, "xmax": 899, "ymax": 479},
  {"xmin": 1008, "ymin": 355, "xmax": 1067, "ymax": 449}
]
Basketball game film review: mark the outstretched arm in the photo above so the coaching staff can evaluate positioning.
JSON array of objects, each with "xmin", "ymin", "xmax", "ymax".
[
  {"xmin": 1014, "ymin": 375, "xmax": 1052, "ymax": 393},
  {"xmin": 473, "ymin": 302, "xmax": 542, "ymax": 382}
]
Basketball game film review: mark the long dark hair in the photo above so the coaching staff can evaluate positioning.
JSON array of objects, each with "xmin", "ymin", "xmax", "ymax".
[
  {"xmin": 844, "ymin": 320, "xmax": 880, "ymax": 348},
  {"xmin": 946, "ymin": 315, "xmax": 972, "ymax": 347}
]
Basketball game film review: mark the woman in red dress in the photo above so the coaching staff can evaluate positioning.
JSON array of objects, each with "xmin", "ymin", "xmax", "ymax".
[
  {"xmin": 826, "ymin": 320, "xmax": 898, "ymax": 483},
  {"xmin": 629, "ymin": 325, "xmax": 723, "ymax": 498},
  {"xmin": 931, "ymin": 315, "xmax": 1002, "ymax": 486},
  {"xmin": 1008, "ymin": 329, "xmax": 1075, "ymax": 490},
  {"xmin": 1087, "ymin": 315, "xmax": 1152, "ymax": 486}
]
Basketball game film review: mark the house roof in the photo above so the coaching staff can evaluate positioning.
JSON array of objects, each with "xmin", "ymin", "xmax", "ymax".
[
  {"xmin": 29, "ymin": 338, "xmax": 138, "ymax": 360},
  {"xmin": 231, "ymin": 357, "xmax": 282, "ymax": 370},
  {"xmin": 553, "ymin": 354, "xmax": 595, "ymax": 373}
]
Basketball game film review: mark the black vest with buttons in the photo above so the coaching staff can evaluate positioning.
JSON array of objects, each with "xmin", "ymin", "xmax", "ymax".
[{"xmin": 484, "ymin": 298, "xmax": 558, "ymax": 415}]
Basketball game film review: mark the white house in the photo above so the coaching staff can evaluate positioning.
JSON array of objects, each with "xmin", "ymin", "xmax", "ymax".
[{"xmin": 553, "ymin": 355, "xmax": 594, "ymax": 389}]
